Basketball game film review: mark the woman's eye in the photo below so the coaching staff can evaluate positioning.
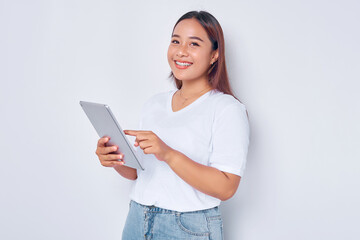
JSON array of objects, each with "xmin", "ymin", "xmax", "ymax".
[{"xmin": 171, "ymin": 40, "xmax": 199, "ymax": 46}]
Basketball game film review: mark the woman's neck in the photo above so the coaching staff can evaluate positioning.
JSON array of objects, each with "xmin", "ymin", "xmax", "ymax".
[{"xmin": 180, "ymin": 79, "xmax": 213, "ymax": 97}]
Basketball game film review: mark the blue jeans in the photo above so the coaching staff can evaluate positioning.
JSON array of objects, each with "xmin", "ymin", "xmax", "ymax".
[{"xmin": 122, "ymin": 200, "xmax": 224, "ymax": 240}]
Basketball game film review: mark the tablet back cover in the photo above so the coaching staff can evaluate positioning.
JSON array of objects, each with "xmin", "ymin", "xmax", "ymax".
[{"xmin": 80, "ymin": 101, "xmax": 144, "ymax": 170}]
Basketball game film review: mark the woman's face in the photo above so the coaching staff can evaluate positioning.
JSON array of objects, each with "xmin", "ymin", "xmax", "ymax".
[{"xmin": 167, "ymin": 18, "xmax": 218, "ymax": 83}]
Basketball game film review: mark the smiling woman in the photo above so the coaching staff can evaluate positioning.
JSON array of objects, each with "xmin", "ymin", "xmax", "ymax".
[
  {"xmin": 94, "ymin": 10, "xmax": 250, "ymax": 240},
  {"xmin": 168, "ymin": 18, "xmax": 217, "ymax": 83}
]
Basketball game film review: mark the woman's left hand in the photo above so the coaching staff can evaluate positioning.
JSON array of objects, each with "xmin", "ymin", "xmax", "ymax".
[{"xmin": 123, "ymin": 130, "xmax": 174, "ymax": 163}]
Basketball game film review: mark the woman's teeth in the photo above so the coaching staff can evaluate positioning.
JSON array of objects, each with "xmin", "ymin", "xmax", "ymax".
[{"xmin": 175, "ymin": 61, "xmax": 192, "ymax": 66}]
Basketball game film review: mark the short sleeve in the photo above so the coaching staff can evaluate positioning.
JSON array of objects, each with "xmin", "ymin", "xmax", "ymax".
[{"xmin": 208, "ymin": 103, "xmax": 250, "ymax": 177}]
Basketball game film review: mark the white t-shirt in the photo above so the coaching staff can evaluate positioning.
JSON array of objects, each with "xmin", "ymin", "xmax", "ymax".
[{"xmin": 129, "ymin": 88, "xmax": 250, "ymax": 212}]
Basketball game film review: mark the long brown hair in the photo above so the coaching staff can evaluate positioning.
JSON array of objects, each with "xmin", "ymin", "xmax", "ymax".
[{"xmin": 168, "ymin": 10, "xmax": 243, "ymax": 104}]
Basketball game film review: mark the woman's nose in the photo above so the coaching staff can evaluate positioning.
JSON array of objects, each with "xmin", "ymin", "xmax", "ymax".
[{"xmin": 176, "ymin": 44, "xmax": 188, "ymax": 57}]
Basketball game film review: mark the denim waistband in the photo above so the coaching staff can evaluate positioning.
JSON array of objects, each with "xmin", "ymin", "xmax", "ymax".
[{"xmin": 130, "ymin": 200, "xmax": 220, "ymax": 215}]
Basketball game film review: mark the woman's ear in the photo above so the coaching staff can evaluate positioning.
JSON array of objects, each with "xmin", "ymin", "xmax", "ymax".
[{"xmin": 210, "ymin": 50, "xmax": 219, "ymax": 65}]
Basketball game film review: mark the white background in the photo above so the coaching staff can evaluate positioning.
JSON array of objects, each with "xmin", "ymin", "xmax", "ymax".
[{"xmin": 1, "ymin": 0, "xmax": 359, "ymax": 239}]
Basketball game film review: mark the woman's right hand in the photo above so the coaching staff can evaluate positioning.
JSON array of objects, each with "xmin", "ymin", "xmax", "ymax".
[{"xmin": 95, "ymin": 137, "xmax": 125, "ymax": 167}]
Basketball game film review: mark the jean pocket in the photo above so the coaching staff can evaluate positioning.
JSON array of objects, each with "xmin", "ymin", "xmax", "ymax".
[
  {"xmin": 206, "ymin": 215, "xmax": 222, "ymax": 221},
  {"xmin": 206, "ymin": 215, "xmax": 224, "ymax": 240},
  {"xmin": 175, "ymin": 212, "xmax": 210, "ymax": 237}
]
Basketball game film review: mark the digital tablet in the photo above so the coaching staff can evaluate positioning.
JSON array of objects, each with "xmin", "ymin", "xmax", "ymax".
[{"xmin": 79, "ymin": 101, "xmax": 144, "ymax": 170}]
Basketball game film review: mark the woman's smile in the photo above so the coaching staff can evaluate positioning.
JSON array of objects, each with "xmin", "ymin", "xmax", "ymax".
[{"xmin": 174, "ymin": 60, "xmax": 193, "ymax": 69}]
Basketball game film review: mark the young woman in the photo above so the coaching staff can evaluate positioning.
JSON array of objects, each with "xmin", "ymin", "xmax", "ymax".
[{"xmin": 95, "ymin": 10, "xmax": 250, "ymax": 240}]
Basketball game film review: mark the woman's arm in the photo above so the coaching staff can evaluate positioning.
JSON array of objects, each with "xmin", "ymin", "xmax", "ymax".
[
  {"xmin": 113, "ymin": 165, "xmax": 137, "ymax": 180},
  {"xmin": 123, "ymin": 129, "xmax": 242, "ymax": 200},
  {"xmin": 165, "ymin": 149, "xmax": 240, "ymax": 201}
]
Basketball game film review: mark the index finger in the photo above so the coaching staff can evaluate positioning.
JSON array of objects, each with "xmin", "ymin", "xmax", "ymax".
[
  {"xmin": 97, "ymin": 137, "xmax": 109, "ymax": 147},
  {"xmin": 123, "ymin": 130, "xmax": 141, "ymax": 136}
]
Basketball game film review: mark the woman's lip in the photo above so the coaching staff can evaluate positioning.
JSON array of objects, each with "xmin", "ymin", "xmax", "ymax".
[
  {"xmin": 174, "ymin": 60, "xmax": 192, "ymax": 69},
  {"xmin": 175, "ymin": 60, "xmax": 193, "ymax": 64}
]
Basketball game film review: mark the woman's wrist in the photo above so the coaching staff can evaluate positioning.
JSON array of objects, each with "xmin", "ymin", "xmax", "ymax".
[
  {"xmin": 164, "ymin": 148, "xmax": 179, "ymax": 166},
  {"xmin": 113, "ymin": 164, "xmax": 138, "ymax": 180}
]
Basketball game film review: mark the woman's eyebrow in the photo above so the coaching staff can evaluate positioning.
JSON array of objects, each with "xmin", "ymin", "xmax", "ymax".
[{"xmin": 172, "ymin": 34, "xmax": 204, "ymax": 42}]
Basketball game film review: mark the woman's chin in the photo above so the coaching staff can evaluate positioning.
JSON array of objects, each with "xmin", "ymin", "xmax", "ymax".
[{"xmin": 172, "ymin": 72, "xmax": 190, "ymax": 81}]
